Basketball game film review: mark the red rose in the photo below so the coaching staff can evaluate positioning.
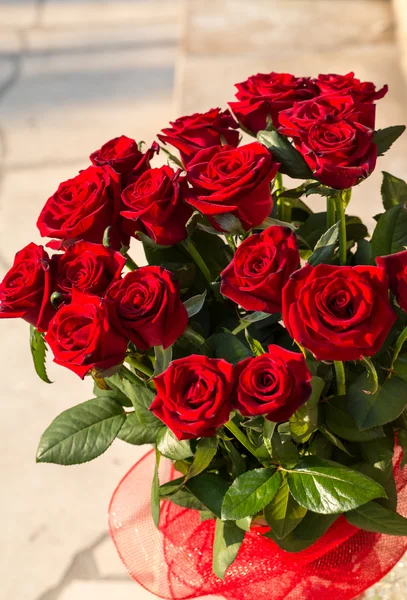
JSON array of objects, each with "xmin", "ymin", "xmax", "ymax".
[
  {"xmin": 377, "ymin": 250, "xmax": 407, "ymax": 313},
  {"xmin": 150, "ymin": 355, "xmax": 234, "ymax": 440},
  {"xmin": 158, "ymin": 108, "xmax": 239, "ymax": 166},
  {"xmin": 105, "ymin": 266, "xmax": 188, "ymax": 350},
  {"xmin": 220, "ymin": 226, "xmax": 299, "ymax": 313},
  {"xmin": 228, "ymin": 72, "xmax": 316, "ymax": 134},
  {"xmin": 282, "ymin": 264, "xmax": 396, "ymax": 362},
  {"xmin": 37, "ymin": 165, "xmax": 127, "ymax": 248},
  {"xmin": 233, "ymin": 345, "xmax": 312, "ymax": 422},
  {"xmin": 314, "ymin": 72, "xmax": 388, "ymax": 103},
  {"xmin": 278, "ymin": 94, "xmax": 377, "ymax": 189},
  {"xmin": 54, "ymin": 241, "xmax": 125, "ymax": 299},
  {"xmin": 186, "ymin": 142, "xmax": 279, "ymax": 231},
  {"xmin": 0, "ymin": 242, "xmax": 54, "ymax": 331},
  {"xmin": 45, "ymin": 289, "xmax": 128, "ymax": 378},
  {"xmin": 121, "ymin": 165, "xmax": 193, "ymax": 246}
]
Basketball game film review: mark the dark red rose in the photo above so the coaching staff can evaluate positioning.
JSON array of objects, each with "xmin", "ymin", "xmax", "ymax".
[
  {"xmin": 90, "ymin": 135, "xmax": 144, "ymax": 175},
  {"xmin": 186, "ymin": 142, "xmax": 279, "ymax": 231},
  {"xmin": 228, "ymin": 72, "xmax": 316, "ymax": 134},
  {"xmin": 0, "ymin": 242, "xmax": 54, "ymax": 331},
  {"xmin": 377, "ymin": 250, "xmax": 407, "ymax": 313},
  {"xmin": 54, "ymin": 241, "xmax": 125, "ymax": 299},
  {"xmin": 37, "ymin": 165, "xmax": 127, "ymax": 248},
  {"xmin": 220, "ymin": 226, "xmax": 299, "ymax": 313},
  {"xmin": 105, "ymin": 266, "xmax": 188, "ymax": 350},
  {"xmin": 282, "ymin": 264, "xmax": 396, "ymax": 362},
  {"xmin": 314, "ymin": 72, "xmax": 388, "ymax": 103},
  {"xmin": 233, "ymin": 345, "xmax": 312, "ymax": 422},
  {"xmin": 278, "ymin": 94, "xmax": 377, "ymax": 189},
  {"xmin": 45, "ymin": 289, "xmax": 127, "ymax": 378},
  {"xmin": 150, "ymin": 355, "xmax": 234, "ymax": 440},
  {"xmin": 121, "ymin": 165, "xmax": 193, "ymax": 246},
  {"xmin": 158, "ymin": 108, "xmax": 239, "ymax": 166}
]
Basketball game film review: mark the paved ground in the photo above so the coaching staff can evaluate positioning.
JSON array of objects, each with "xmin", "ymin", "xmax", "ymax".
[{"xmin": 1, "ymin": 0, "xmax": 407, "ymax": 599}]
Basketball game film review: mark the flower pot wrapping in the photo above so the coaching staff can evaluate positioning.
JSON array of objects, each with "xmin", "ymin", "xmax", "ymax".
[{"xmin": 109, "ymin": 449, "xmax": 407, "ymax": 600}]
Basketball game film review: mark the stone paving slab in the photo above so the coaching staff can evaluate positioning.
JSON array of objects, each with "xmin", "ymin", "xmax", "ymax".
[{"xmin": 0, "ymin": 0, "xmax": 39, "ymax": 29}]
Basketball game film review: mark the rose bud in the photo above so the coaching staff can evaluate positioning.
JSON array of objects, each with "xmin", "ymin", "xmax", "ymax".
[
  {"xmin": 105, "ymin": 266, "xmax": 188, "ymax": 350},
  {"xmin": 233, "ymin": 345, "xmax": 312, "ymax": 422},
  {"xmin": 220, "ymin": 226, "xmax": 299, "ymax": 313},
  {"xmin": 158, "ymin": 108, "xmax": 240, "ymax": 166},
  {"xmin": 121, "ymin": 165, "xmax": 193, "ymax": 246},
  {"xmin": 0, "ymin": 242, "xmax": 54, "ymax": 331},
  {"xmin": 282, "ymin": 264, "xmax": 396, "ymax": 362},
  {"xmin": 377, "ymin": 249, "xmax": 407, "ymax": 313},
  {"xmin": 150, "ymin": 355, "xmax": 234, "ymax": 440},
  {"xmin": 45, "ymin": 289, "xmax": 128, "ymax": 378},
  {"xmin": 186, "ymin": 142, "xmax": 279, "ymax": 231},
  {"xmin": 313, "ymin": 72, "xmax": 388, "ymax": 103}
]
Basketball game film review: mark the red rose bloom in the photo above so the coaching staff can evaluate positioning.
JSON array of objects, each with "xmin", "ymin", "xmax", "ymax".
[
  {"xmin": 90, "ymin": 135, "xmax": 144, "ymax": 175},
  {"xmin": 37, "ymin": 165, "xmax": 126, "ymax": 248},
  {"xmin": 150, "ymin": 355, "xmax": 234, "ymax": 440},
  {"xmin": 121, "ymin": 165, "xmax": 193, "ymax": 246},
  {"xmin": 0, "ymin": 243, "xmax": 54, "ymax": 331},
  {"xmin": 220, "ymin": 226, "xmax": 299, "ymax": 313},
  {"xmin": 233, "ymin": 345, "xmax": 312, "ymax": 422},
  {"xmin": 158, "ymin": 108, "xmax": 239, "ymax": 166},
  {"xmin": 377, "ymin": 250, "xmax": 407, "ymax": 313},
  {"xmin": 282, "ymin": 264, "xmax": 396, "ymax": 362},
  {"xmin": 278, "ymin": 94, "xmax": 377, "ymax": 189},
  {"xmin": 186, "ymin": 142, "xmax": 279, "ymax": 231},
  {"xmin": 228, "ymin": 72, "xmax": 316, "ymax": 134},
  {"xmin": 314, "ymin": 72, "xmax": 388, "ymax": 103},
  {"xmin": 45, "ymin": 289, "xmax": 128, "ymax": 378},
  {"xmin": 105, "ymin": 266, "xmax": 188, "ymax": 350},
  {"xmin": 54, "ymin": 241, "xmax": 125, "ymax": 299}
]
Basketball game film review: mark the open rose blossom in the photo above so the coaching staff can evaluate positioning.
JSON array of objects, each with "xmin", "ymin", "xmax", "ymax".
[
  {"xmin": 150, "ymin": 355, "xmax": 234, "ymax": 440},
  {"xmin": 0, "ymin": 242, "xmax": 54, "ymax": 331},
  {"xmin": 45, "ymin": 289, "xmax": 128, "ymax": 378},
  {"xmin": 220, "ymin": 226, "xmax": 299, "ymax": 313},
  {"xmin": 228, "ymin": 72, "xmax": 316, "ymax": 134},
  {"xmin": 313, "ymin": 72, "xmax": 388, "ymax": 103},
  {"xmin": 158, "ymin": 108, "xmax": 240, "ymax": 166},
  {"xmin": 282, "ymin": 264, "xmax": 396, "ymax": 362},
  {"xmin": 105, "ymin": 266, "xmax": 188, "ymax": 350},
  {"xmin": 186, "ymin": 142, "xmax": 279, "ymax": 231},
  {"xmin": 278, "ymin": 94, "xmax": 377, "ymax": 189},
  {"xmin": 377, "ymin": 249, "xmax": 407, "ymax": 313},
  {"xmin": 53, "ymin": 241, "xmax": 125, "ymax": 299},
  {"xmin": 121, "ymin": 165, "xmax": 193, "ymax": 246},
  {"xmin": 233, "ymin": 345, "xmax": 312, "ymax": 422}
]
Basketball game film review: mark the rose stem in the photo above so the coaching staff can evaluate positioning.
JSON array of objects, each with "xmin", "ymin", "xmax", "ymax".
[
  {"xmin": 333, "ymin": 361, "xmax": 346, "ymax": 396},
  {"xmin": 180, "ymin": 239, "xmax": 213, "ymax": 286},
  {"xmin": 390, "ymin": 325, "xmax": 407, "ymax": 372},
  {"xmin": 334, "ymin": 189, "xmax": 349, "ymax": 265},
  {"xmin": 124, "ymin": 357, "xmax": 154, "ymax": 378},
  {"xmin": 224, "ymin": 420, "xmax": 259, "ymax": 459},
  {"xmin": 231, "ymin": 321, "xmax": 249, "ymax": 335},
  {"xmin": 274, "ymin": 171, "xmax": 287, "ymax": 222},
  {"xmin": 326, "ymin": 196, "xmax": 336, "ymax": 229}
]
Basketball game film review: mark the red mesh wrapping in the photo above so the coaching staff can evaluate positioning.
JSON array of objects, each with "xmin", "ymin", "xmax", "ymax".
[{"xmin": 109, "ymin": 449, "xmax": 407, "ymax": 600}]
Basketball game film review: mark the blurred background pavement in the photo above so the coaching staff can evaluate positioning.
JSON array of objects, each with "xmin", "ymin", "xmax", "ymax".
[{"xmin": 1, "ymin": 1, "xmax": 407, "ymax": 598}]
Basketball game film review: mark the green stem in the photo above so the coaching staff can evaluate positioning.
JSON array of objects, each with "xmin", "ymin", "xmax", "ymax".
[
  {"xmin": 125, "ymin": 253, "xmax": 138, "ymax": 271},
  {"xmin": 326, "ymin": 196, "xmax": 336, "ymax": 229},
  {"xmin": 232, "ymin": 321, "xmax": 249, "ymax": 335},
  {"xmin": 390, "ymin": 326, "xmax": 407, "ymax": 371},
  {"xmin": 125, "ymin": 356, "xmax": 154, "ymax": 378},
  {"xmin": 361, "ymin": 357, "xmax": 379, "ymax": 394},
  {"xmin": 335, "ymin": 190, "xmax": 349, "ymax": 265},
  {"xmin": 224, "ymin": 420, "xmax": 259, "ymax": 459},
  {"xmin": 334, "ymin": 361, "xmax": 346, "ymax": 396},
  {"xmin": 181, "ymin": 239, "xmax": 213, "ymax": 286}
]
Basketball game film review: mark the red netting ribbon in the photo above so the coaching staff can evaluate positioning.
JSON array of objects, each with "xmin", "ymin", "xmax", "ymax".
[{"xmin": 108, "ymin": 449, "xmax": 407, "ymax": 600}]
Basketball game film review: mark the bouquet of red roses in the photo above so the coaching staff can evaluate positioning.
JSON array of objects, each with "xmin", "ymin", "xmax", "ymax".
[{"xmin": 3, "ymin": 70, "xmax": 407, "ymax": 598}]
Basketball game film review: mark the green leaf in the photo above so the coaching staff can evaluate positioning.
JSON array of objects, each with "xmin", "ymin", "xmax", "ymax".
[
  {"xmin": 117, "ymin": 412, "xmax": 164, "ymax": 445},
  {"xmin": 371, "ymin": 203, "xmax": 407, "ymax": 260},
  {"xmin": 269, "ymin": 430, "xmax": 300, "ymax": 467},
  {"xmin": 325, "ymin": 396, "xmax": 385, "ymax": 442},
  {"xmin": 374, "ymin": 126, "xmax": 406, "ymax": 157},
  {"xmin": 207, "ymin": 332, "xmax": 251, "ymax": 365},
  {"xmin": 29, "ymin": 325, "xmax": 52, "ymax": 384},
  {"xmin": 360, "ymin": 434, "xmax": 394, "ymax": 472},
  {"xmin": 213, "ymin": 213, "xmax": 245, "ymax": 234},
  {"xmin": 399, "ymin": 429, "xmax": 407, "ymax": 469},
  {"xmin": 112, "ymin": 378, "xmax": 162, "ymax": 431},
  {"xmin": 156, "ymin": 428, "xmax": 194, "ymax": 460},
  {"xmin": 257, "ymin": 130, "xmax": 313, "ymax": 179},
  {"xmin": 255, "ymin": 217, "xmax": 297, "ymax": 232},
  {"xmin": 381, "ymin": 171, "xmax": 407, "ymax": 210},
  {"xmin": 353, "ymin": 239, "xmax": 372, "ymax": 266},
  {"xmin": 264, "ymin": 512, "xmax": 338, "ymax": 552},
  {"xmin": 347, "ymin": 373, "xmax": 407, "ymax": 430},
  {"xmin": 289, "ymin": 376, "xmax": 324, "ymax": 443},
  {"xmin": 223, "ymin": 440, "xmax": 246, "ymax": 478},
  {"xmin": 183, "ymin": 290, "xmax": 207, "ymax": 318},
  {"xmin": 235, "ymin": 516, "xmax": 252, "ymax": 532},
  {"xmin": 212, "ymin": 519, "xmax": 245, "ymax": 580},
  {"xmin": 166, "ymin": 489, "xmax": 209, "ymax": 511},
  {"xmin": 36, "ymin": 397, "xmax": 125, "ymax": 465},
  {"xmin": 286, "ymin": 457, "xmax": 386, "ymax": 514},
  {"xmin": 351, "ymin": 461, "xmax": 398, "ymax": 511},
  {"xmin": 393, "ymin": 354, "xmax": 407, "ymax": 383},
  {"xmin": 308, "ymin": 222, "xmax": 340, "ymax": 267},
  {"xmin": 264, "ymin": 476, "xmax": 307, "ymax": 539},
  {"xmin": 245, "ymin": 330, "xmax": 265, "ymax": 357},
  {"xmin": 151, "ymin": 449, "xmax": 161, "ymax": 528},
  {"xmin": 240, "ymin": 311, "xmax": 271, "ymax": 325},
  {"xmin": 345, "ymin": 502, "xmax": 407, "ymax": 535},
  {"xmin": 221, "ymin": 469, "xmax": 281, "ymax": 520},
  {"xmin": 186, "ymin": 473, "xmax": 230, "ymax": 518},
  {"xmin": 185, "ymin": 436, "xmax": 218, "ymax": 482},
  {"xmin": 153, "ymin": 345, "xmax": 172, "ymax": 377},
  {"xmin": 319, "ymin": 425, "xmax": 351, "ymax": 455}
]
